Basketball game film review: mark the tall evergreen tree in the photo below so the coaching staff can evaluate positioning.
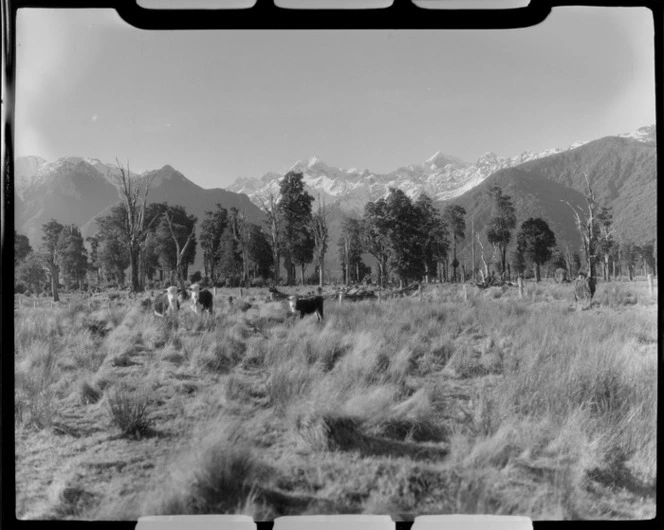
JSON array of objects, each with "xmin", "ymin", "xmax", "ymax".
[
  {"xmin": 216, "ymin": 226, "xmax": 243, "ymax": 285},
  {"xmin": 338, "ymin": 217, "xmax": 364, "ymax": 285},
  {"xmin": 247, "ymin": 224, "xmax": 273, "ymax": 280},
  {"xmin": 442, "ymin": 204, "xmax": 466, "ymax": 282},
  {"xmin": 200, "ymin": 204, "xmax": 228, "ymax": 282},
  {"xmin": 16, "ymin": 252, "xmax": 46, "ymax": 295},
  {"xmin": 279, "ymin": 172, "xmax": 314, "ymax": 285},
  {"xmin": 15, "ymin": 231, "xmax": 32, "ymax": 266},
  {"xmin": 39, "ymin": 219, "xmax": 65, "ymax": 301},
  {"xmin": 516, "ymin": 217, "xmax": 557, "ymax": 282},
  {"xmin": 59, "ymin": 225, "xmax": 88, "ymax": 289},
  {"xmin": 486, "ymin": 185, "xmax": 516, "ymax": 277},
  {"xmin": 363, "ymin": 199, "xmax": 391, "ymax": 287},
  {"xmin": 384, "ymin": 188, "xmax": 425, "ymax": 287},
  {"xmin": 416, "ymin": 194, "xmax": 444, "ymax": 283}
]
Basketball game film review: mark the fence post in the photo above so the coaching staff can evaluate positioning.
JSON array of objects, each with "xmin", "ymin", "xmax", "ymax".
[
  {"xmin": 648, "ymin": 274, "xmax": 654, "ymax": 296},
  {"xmin": 463, "ymin": 283, "xmax": 467, "ymax": 302},
  {"xmin": 378, "ymin": 291, "xmax": 382, "ymax": 303},
  {"xmin": 419, "ymin": 284, "xmax": 423, "ymax": 302},
  {"xmin": 214, "ymin": 287, "xmax": 217, "ymax": 296},
  {"xmin": 518, "ymin": 277, "xmax": 524, "ymax": 299},
  {"xmin": 239, "ymin": 287, "xmax": 243, "ymax": 299},
  {"xmin": 338, "ymin": 292, "xmax": 344, "ymax": 305}
]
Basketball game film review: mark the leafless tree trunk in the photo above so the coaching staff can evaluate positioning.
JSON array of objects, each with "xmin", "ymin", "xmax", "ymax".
[
  {"xmin": 471, "ymin": 216, "xmax": 476, "ymax": 282},
  {"xmin": 562, "ymin": 173, "xmax": 614, "ymax": 281},
  {"xmin": 257, "ymin": 189, "xmax": 282, "ymax": 285},
  {"xmin": 476, "ymin": 234, "xmax": 489, "ymax": 280},
  {"xmin": 310, "ymin": 197, "xmax": 329, "ymax": 288},
  {"xmin": 115, "ymin": 159, "xmax": 155, "ymax": 292},
  {"xmin": 230, "ymin": 208, "xmax": 251, "ymax": 287},
  {"xmin": 164, "ymin": 213, "xmax": 196, "ymax": 291}
]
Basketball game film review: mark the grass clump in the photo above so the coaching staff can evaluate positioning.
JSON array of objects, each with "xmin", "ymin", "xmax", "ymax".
[
  {"xmin": 79, "ymin": 379, "xmax": 103, "ymax": 405},
  {"xmin": 107, "ymin": 383, "xmax": 153, "ymax": 438},
  {"xmin": 142, "ymin": 422, "xmax": 265, "ymax": 516}
]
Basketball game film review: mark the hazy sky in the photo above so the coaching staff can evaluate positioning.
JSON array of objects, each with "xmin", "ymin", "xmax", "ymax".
[{"xmin": 15, "ymin": 7, "xmax": 655, "ymax": 189}]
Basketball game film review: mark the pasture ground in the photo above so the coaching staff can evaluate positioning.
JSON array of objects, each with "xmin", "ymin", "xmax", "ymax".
[{"xmin": 13, "ymin": 279, "xmax": 658, "ymax": 520}]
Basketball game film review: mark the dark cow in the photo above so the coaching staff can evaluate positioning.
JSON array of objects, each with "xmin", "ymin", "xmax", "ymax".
[
  {"xmin": 153, "ymin": 286, "xmax": 181, "ymax": 317},
  {"xmin": 187, "ymin": 283, "xmax": 214, "ymax": 314},
  {"xmin": 288, "ymin": 295, "xmax": 324, "ymax": 321}
]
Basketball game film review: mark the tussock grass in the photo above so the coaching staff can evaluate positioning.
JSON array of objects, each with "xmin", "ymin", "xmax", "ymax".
[
  {"xmin": 14, "ymin": 280, "xmax": 656, "ymax": 520},
  {"xmin": 107, "ymin": 383, "xmax": 153, "ymax": 438},
  {"xmin": 141, "ymin": 421, "xmax": 264, "ymax": 516},
  {"xmin": 79, "ymin": 378, "xmax": 103, "ymax": 405}
]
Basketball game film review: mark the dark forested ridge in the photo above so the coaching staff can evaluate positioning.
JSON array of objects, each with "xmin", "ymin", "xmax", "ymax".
[{"xmin": 443, "ymin": 135, "xmax": 657, "ymax": 257}]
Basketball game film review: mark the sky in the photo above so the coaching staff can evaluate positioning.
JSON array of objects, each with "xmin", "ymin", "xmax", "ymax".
[{"xmin": 15, "ymin": 6, "xmax": 655, "ymax": 190}]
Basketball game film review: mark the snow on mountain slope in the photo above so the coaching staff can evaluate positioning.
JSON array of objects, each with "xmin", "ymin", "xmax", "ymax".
[{"xmin": 228, "ymin": 125, "xmax": 655, "ymax": 212}]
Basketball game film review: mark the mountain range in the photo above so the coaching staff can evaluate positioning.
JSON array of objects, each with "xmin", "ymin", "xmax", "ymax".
[
  {"xmin": 13, "ymin": 124, "xmax": 656, "ymax": 280},
  {"xmin": 14, "ymin": 158, "xmax": 264, "ymax": 256}
]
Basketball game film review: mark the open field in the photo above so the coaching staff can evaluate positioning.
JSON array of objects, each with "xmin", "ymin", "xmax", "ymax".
[{"xmin": 14, "ymin": 279, "xmax": 657, "ymax": 520}]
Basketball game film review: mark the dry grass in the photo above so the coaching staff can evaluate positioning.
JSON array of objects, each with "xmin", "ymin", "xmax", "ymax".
[
  {"xmin": 14, "ymin": 280, "xmax": 657, "ymax": 520},
  {"xmin": 107, "ymin": 383, "xmax": 154, "ymax": 438}
]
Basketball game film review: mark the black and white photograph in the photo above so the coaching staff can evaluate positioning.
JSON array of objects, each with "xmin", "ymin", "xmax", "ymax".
[{"xmin": 11, "ymin": 4, "xmax": 657, "ymax": 521}]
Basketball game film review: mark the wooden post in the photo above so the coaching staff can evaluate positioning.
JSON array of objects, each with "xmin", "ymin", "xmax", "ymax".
[
  {"xmin": 378, "ymin": 291, "xmax": 382, "ymax": 303},
  {"xmin": 239, "ymin": 287, "xmax": 243, "ymax": 298},
  {"xmin": 648, "ymin": 274, "xmax": 654, "ymax": 296},
  {"xmin": 214, "ymin": 287, "xmax": 217, "ymax": 296},
  {"xmin": 338, "ymin": 292, "xmax": 344, "ymax": 304},
  {"xmin": 517, "ymin": 277, "xmax": 524, "ymax": 299},
  {"xmin": 463, "ymin": 283, "xmax": 467, "ymax": 302},
  {"xmin": 419, "ymin": 284, "xmax": 423, "ymax": 302}
]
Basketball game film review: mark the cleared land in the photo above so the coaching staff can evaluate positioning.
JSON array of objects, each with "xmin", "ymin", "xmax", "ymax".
[{"xmin": 14, "ymin": 279, "xmax": 657, "ymax": 520}]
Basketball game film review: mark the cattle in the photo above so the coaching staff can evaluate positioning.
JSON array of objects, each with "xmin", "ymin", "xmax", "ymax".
[
  {"xmin": 288, "ymin": 295, "xmax": 324, "ymax": 321},
  {"xmin": 153, "ymin": 286, "xmax": 181, "ymax": 317},
  {"xmin": 186, "ymin": 283, "xmax": 214, "ymax": 314}
]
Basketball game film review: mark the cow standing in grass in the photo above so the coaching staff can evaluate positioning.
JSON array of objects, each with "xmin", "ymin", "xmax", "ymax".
[
  {"xmin": 288, "ymin": 295, "xmax": 324, "ymax": 321},
  {"xmin": 153, "ymin": 286, "xmax": 181, "ymax": 317},
  {"xmin": 186, "ymin": 283, "xmax": 214, "ymax": 315}
]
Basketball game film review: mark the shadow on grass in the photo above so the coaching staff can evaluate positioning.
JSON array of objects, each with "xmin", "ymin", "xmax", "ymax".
[
  {"xmin": 325, "ymin": 416, "xmax": 449, "ymax": 461},
  {"xmin": 588, "ymin": 464, "xmax": 656, "ymax": 499}
]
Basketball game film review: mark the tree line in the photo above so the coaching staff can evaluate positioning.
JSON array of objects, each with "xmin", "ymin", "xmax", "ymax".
[{"xmin": 14, "ymin": 165, "xmax": 658, "ymax": 300}]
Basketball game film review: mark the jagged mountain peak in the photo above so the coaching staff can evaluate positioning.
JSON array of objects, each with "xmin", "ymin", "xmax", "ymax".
[{"xmin": 228, "ymin": 125, "xmax": 656, "ymax": 212}]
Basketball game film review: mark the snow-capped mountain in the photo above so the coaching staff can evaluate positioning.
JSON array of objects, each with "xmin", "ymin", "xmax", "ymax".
[
  {"xmin": 227, "ymin": 125, "xmax": 654, "ymax": 212},
  {"xmin": 617, "ymin": 124, "xmax": 656, "ymax": 144},
  {"xmin": 14, "ymin": 156, "xmax": 263, "ymax": 253}
]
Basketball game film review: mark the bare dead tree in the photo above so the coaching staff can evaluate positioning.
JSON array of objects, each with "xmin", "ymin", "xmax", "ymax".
[
  {"xmin": 115, "ymin": 159, "xmax": 155, "ymax": 292},
  {"xmin": 562, "ymin": 173, "xmax": 614, "ymax": 280},
  {"xmin": 164, "ymin": 212, "xmax": 197, "ymax": 290},
  {"xmin": 471, "ymin": 216, "xmax": 476, "ymax": 282},
  {"xmin": 476, "ymin": 233, "xmax": 490, "ymax": 282},
  {"xmin": 310, "ymin": 195, "xmax": 329, "ymax": 287},
  {"xmin": 257, "ymin": 188, "xmax": 282, "ymax": 285},
  {"xmin": 230, "ymin": 207, "xmax": 251, "ymax": 288}
]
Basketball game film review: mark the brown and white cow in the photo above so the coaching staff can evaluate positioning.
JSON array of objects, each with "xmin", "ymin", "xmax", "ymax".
[
  {"xmin": 153, "ymin": 286, "xmax": 181, "ymax": 317},
  {"xmin": 185, "ymin": 283, "xmax": 214, "ymax": 314}
]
